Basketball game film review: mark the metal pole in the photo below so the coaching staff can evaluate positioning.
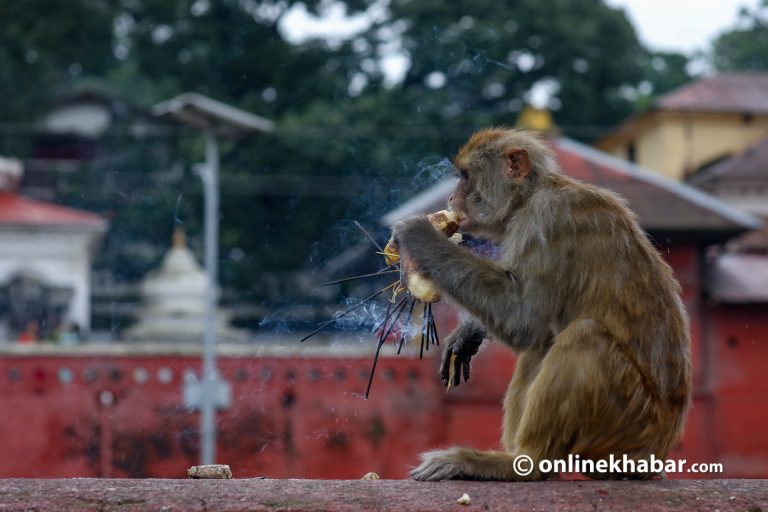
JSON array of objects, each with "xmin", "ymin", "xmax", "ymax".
[{"xmin": 201, "ymin": 126, "xmax": 219, "ymax": 465}]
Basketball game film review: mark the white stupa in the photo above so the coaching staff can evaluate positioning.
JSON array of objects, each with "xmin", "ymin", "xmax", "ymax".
[{"xmin": 125, "ymin": 227, "xmax": 248, "ymax": 342}]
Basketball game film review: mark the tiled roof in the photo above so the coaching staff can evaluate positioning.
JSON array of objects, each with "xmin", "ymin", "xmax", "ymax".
[
  {"xmin": 0, "ymin": 192, "xmax": 106, "ymax": 228},
  {"xmin": 381, "ymin": 137, "xmax": 760, "ymax": 236},
  {"xmin": 688, "ymin": 137, "xmax": 768, "ymax": 187},
  {"xmin": 555, "ymin": 139, "xmax": 759, "ymax": 233},
  {"xmin": 655, "ymin": 73, "xmax": 768, "ymax": 114}
]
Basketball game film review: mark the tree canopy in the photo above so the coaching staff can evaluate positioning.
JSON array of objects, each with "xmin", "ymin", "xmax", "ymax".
[{"xmin": 711, "ymin": 0, "xmax": 768, "ymax": 71}]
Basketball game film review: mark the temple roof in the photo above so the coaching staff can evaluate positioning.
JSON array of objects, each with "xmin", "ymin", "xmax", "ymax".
[
  {"xmin": 0, "ymin": 192, "xmax": 106, "ymax": 230},
  {"xmin": 688, "ymin": 137, "xmax": 768, "ymax": 188},
  {"xmin": 655, "ymin": 73, "xmax": 768, "ymax": 115}
]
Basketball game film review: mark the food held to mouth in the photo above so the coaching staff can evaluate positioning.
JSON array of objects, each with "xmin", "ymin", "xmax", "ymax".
[{"xmin": 385, "ymin": 209, "xmax": 461, "ymax": 303}]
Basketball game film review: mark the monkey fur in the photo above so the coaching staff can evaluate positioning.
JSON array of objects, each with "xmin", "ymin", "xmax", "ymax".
[{"xmin": 392, "ymin": 128, "xmax": 691, "ymax": 481}]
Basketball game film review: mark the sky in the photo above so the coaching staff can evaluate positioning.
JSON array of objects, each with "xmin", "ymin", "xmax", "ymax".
[{"xmin": 607, "ymin": 0, "xmax": 760, "ymax": 53}]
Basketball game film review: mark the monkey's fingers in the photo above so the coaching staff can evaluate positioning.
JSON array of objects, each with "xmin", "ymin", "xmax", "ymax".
[
  {"xmin": 452, "ymin": 354, "xmax": 462, "ymax": 387},
  {"xmin": 462, "ymin": 358, "xmax": 471, "ymax": 383},
  {"xmin": 439, "ymin": 350, "xmax": 452, "ymax": 386},
  {"xmin": 444, "ymin": 352, "xmax": 458, "ymax": 388}
]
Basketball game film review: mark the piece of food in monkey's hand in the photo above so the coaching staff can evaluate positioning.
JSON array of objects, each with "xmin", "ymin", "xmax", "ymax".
[
  {"xmin": 386, "ymin": 209, "xmax": 461, "ymax": 302},
  {"xmin": 384, "ymin": 209, "xmax": 460, "ymax": 265},
  {"xmin": 382, "ymin": 238, "xmax": 400, "ymax": 266},
  {"xmin": 402, "ymin": 263, "xmax": 442, "ymax": 303},
  {"xmin": 426, "ymin": 209, "xmax": 460, "ymax": 234}
]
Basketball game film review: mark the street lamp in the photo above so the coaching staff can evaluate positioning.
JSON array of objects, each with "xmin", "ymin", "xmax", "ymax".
[{"xmin": 152, "ymin": 93, "xmax": 274, "ymax": 465}]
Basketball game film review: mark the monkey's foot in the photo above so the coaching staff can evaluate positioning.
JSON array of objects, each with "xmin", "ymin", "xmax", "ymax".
[
  {"xmin": 411, "ymin": 448, "xmax": 469, "ymax": 481},
  {"xmin": 411, "ymin": 448, "xmax": 542, "ymax": 481}
]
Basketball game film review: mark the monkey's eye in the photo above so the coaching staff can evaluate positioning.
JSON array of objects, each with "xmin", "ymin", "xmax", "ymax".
[{"xmin": 456, "ymin": 169, "xmax": 469, "ymax": 180}]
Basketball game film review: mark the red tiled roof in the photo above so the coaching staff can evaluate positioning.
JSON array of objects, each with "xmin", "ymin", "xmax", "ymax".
[
  {"xmin": 0, "ymin": 192, "xmax": 105, "ymax": 228},
  {"xmin": 381, "ymin": 138, "xmax": 760, "ymax": 236},
  {"xmin": 710, "ymin": 253, "xmax": 768, "ymax": 303},
  {"xmin": 554, "ymin": 139, "xmax": 759, "ymax": 233},
  {"xmin": 689, "ymin": 137, "xmax": 768, "ymax": 187},
  {"xmin": 655, "ymin": 73, "xmax": 768, "ymax": 114}
]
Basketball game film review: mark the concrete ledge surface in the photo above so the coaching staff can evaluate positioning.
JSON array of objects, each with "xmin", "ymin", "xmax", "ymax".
[{"xmin": 0, "ymin": 478, "xmax": 765, "ymax": 511}]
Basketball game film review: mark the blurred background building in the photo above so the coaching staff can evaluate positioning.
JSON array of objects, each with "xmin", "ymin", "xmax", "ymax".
[{"xmin": 0, "ymin": 157, "xmax": 107, "ymax": 341}]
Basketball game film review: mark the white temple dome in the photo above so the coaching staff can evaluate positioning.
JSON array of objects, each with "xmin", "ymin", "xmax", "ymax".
[
  {"xmin": 140, "ymin": 228, "xmax": 208, "ymax": 315},
  {"xmin": 125, "ymin": 227, "xmax": 248, "ymax": 342}
]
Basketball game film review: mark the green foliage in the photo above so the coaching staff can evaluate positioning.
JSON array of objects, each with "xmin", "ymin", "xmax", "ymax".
[
  {"xmin": 632, "ymin": 51, "xmax": 693, "ymax": 111},
  {"xmin": 711, "ymin": 0, "xmax": 768, "ymax": 71},
  {"xmin": 352, "ymin": 0, "xmax": 649, "ymax": 139},
  {"xmin": 0, "ymin": 0, "xmax": 116, "ymax": 120},
  {"xmin": 114, "ymin": 0, "xmax": 359, "ymax": 117}
]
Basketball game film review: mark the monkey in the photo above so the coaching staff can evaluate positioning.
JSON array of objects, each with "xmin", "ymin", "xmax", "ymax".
[{"xmin": 391, "ymin": 128, "xmax": 691, "ymax": 481}]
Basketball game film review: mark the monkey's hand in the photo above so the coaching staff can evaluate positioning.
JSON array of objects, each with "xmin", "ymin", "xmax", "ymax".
[
  {"xmin": 391, "ymin": 215, "xmax": 440, "ymax": 262},
  {"xmin": 440, "ymin": 322, "xmax": 486, "ymax": 387},
  {"xmin": 391, "ymin": 215, "xmax": 454, "ymax": 279}
]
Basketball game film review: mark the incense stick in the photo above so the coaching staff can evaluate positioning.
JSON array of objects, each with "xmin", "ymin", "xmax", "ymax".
[
  {"xmin": 419, "ymin": 302, "xmax": 428, "ymax": 360},
  {"xmin": 397, "ymin": 298, "xmax": 417, "ymax": 355},
  {"xmin": 299, "ymin": 283, "xmax": 395, "ymax": 343},
  {"xmin": 353, "ymin": 221, "xmax": 385, "ymax": 253},
  {"xmin": 430, "ymin": 311, "xmax": 440, "ymax": 346},
  {"xmin": 365, "ymin": 297, "xmax": 409, "ymax": 399},
  {"xmin": 321, "ymin": 269, "xmax": 398, "ymax": 287}
]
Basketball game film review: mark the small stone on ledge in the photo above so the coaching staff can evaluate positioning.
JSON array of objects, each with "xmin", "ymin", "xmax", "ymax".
[{"xmin": 187, "ymin": 464, "xmax": 232, "ymax": 479}]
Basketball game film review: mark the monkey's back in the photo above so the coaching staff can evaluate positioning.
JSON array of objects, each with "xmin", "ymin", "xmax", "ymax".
[{"xmin": 504, "ymin": 174, "xmax": 691, "ymax": 409}]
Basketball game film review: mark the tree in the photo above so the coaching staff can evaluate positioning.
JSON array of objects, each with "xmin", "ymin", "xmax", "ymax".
[
  {"xmin": 632, "ymin": 50, "xmax": 693, "ymax": 111},
  {"xmin": 712, "ymin": 0, "xmax": 768, "ymax": 71},
  {"xmin": 0, "ymin": 0, "xmax": 116, "ymax": 121},
  {"xmin": 112, "ymin": 0, "xmax": 362, "ymax": 118},
  {"xmin": 350, "ymin": 0, "xmax": 651, "ymax": 140}
]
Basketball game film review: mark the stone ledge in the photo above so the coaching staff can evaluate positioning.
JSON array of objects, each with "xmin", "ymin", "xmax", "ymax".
[{"xmin": 0, "ymin": 478, "xmax": 765, "ymax": 511}]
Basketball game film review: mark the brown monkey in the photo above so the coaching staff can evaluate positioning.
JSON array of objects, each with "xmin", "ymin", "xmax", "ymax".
[{"xmin": 392, "ymin": 128, "xmax": 691, "ymax": 481}]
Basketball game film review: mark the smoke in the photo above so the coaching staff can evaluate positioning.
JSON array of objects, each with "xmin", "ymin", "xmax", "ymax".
[
  {"xmin": 413, "ymin": 157, "xmax": 454, "ymax": 187},
  {"xmin": 258, "ymin": 307, "xmax": 294, "ymax": 335},
  {"xmin": 333, "ymin": 294, "xmax": 393, "ymax": 336}
]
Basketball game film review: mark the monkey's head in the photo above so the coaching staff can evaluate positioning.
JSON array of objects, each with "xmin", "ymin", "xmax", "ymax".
[{"xmin": 449, "ymin": 127, "xmax": 559, "ymax": 239}]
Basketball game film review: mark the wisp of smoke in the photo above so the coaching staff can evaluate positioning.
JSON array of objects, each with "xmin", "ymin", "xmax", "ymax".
[{"xmin": 413, "ymin": 157, "xmax": 454, "ymax": 186}]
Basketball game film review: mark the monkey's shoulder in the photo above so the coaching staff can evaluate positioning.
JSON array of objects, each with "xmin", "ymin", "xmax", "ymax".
[
  {"xmin": 561, "ymin": 179, "xmax": 630, "ymax": 210},
  {"xmin": 536, "ymin": 179, "xmax": 639, "ymax": 229}
]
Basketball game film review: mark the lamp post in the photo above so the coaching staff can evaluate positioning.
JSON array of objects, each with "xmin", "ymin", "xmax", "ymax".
[{"xmin": 152, "ymin": 93, "xmax": 274, "ymax": 464}]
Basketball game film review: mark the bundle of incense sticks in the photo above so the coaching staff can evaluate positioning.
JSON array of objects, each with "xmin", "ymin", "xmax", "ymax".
[{"xmin": 299, "ymin": 221, "xmax": 442, "ymax": 399}]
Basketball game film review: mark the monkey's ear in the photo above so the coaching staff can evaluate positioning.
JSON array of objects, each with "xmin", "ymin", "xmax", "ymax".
[{"xmin": 505, "ymin": 148, "xmax": 530, "ymax": 178}]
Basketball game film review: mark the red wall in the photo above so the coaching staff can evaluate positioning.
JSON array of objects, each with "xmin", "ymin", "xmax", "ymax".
[
  {"xmin": 706, "ymin": 304, "xmax": 768, "ymax": 477},
  {"xmin": 0, "ymin": 352, "xmax": 445, "ymax": 479}
]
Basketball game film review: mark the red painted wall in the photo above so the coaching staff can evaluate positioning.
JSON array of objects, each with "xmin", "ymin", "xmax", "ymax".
[
  {"xmin": 706, "ymin": 304, "xmax": 768, "ymax": 477},
  {"xmin": 0, "ymin": 353, "xmax": 444, "ymax": 479}
]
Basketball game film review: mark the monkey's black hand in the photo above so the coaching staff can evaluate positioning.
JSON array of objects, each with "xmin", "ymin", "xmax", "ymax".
[{"xmin": 440, "ymin": 323, "xmax": 485, "ymax": 387}]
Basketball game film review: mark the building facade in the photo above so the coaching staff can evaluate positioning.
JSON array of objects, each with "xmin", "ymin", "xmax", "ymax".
[{"xmin": 596, "ymin": 73, "xmax": 768, "ymax": 181}]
